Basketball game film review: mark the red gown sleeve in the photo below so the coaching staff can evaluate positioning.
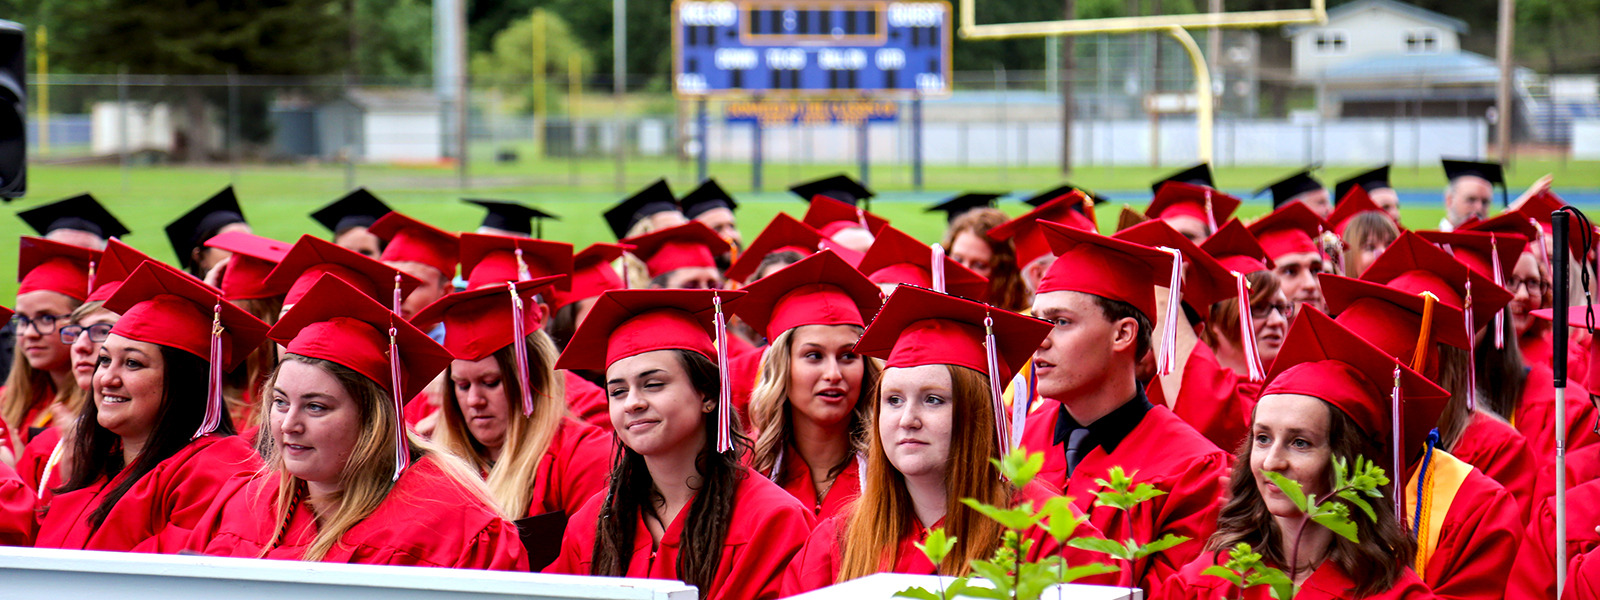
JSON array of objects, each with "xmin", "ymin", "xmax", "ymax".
[
  {"xmin": 544, "ymin": 491, "xmax": 603, "ymax": 575},
  {"xmin": 1419, "ymin": 470, "xmax": 1521, "ymax": 600},
  {"xmin": 532, "ymin": 419, "xmax": 612, "ymax": 516},
  {"xmin": 1450, "ymin": 411, "xmax": 1537, "ymax": 522},
  {"xmin": 728, "ymin": 347, "xmax": 764, "ymax": 430},
  {"xmin": 709, "ymin": 482, "xmax": 815, "ymax": 600},
  {"xmin": 1506, "ymin": 479, "xmax": 1600, "ymax": 600},
  {"xmin": 1567, "ymin": 547, "xmax": 1600, "ymax": 600},
  {"xmin": 0, "ymin": 459, "xmax": 36, "ymax": 546},
  {"xmin": 1516, "ymin": 364, "xmax": 1600, "ymax": 466},
  {"xmin": 781, "ymin": 516, "xmax": 845, "ymax": 596},
  {"xmin": 1535, "ymin": 443, "xmax": 1600, "ymax": 509},
  {"xmin": 16, "ymin": 427, "xmax": 59, "ymax": 492},
  {"xmin": 131, "ymin": 435, "xmax": 264, "ymax": 554},
  {"xmin": 1156, "ymin": 343, "xmax": 1252, "ymax": 453},
  {"xmin": 563, "ymin": 371, "xmax": 612, "ymax": 431}
]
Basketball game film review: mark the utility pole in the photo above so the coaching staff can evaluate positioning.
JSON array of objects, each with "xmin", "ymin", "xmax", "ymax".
[
  {"xmin": 1494, "ymin": 0, "xmax": 1516, "ymax": 165},
  {"xmin": 614, "ymin": 0, "xmax": 627, "ymax": 192},
  {"xmin": 1060, "ymin": 0, "xmax": 1075, "ymax": 175}
]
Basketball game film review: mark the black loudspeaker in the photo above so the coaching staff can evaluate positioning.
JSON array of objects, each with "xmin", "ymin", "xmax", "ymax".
[{"xmin": 0, "ymin": 20, "xmax": 25, "ymax": 200}]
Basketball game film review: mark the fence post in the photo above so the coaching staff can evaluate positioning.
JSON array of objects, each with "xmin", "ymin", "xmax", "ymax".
[
  {"xmin": 912, "ymin": 95, "xmax": 923, "ymax": 191},
  {"xmin": 751, "ymin": 100, "xmax": 762, "ymax": 191},
  {"xmin": 228, "ymin": 68, "xmax": 240, "ymax": 183},
  {"xmin": 118, "ymin": 67, "xmax": 129, "ymax": 194},
  {"xmin": 696, "ymin": 98, "xmax": 708, "ymax": 183}
]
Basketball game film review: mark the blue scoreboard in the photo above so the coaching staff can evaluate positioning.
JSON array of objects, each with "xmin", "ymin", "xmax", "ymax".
[{"xmin": 672, "ymin": 1, "xmax": 952, "ymax": 98}]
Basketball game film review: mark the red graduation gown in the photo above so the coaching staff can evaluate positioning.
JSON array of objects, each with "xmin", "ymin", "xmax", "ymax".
[
  {"xmin": 1157, "ymin": 550, "xmax": 1438, "ymax": 600},
  {"xmin": 764, "ymin": 449, "xmax": 862, "ymax": 520},
  {"xmin": 1019, "ymin": 401, "xmax": 1232, "ymax": 596},
  {"xmin": 727, "ymin": 346, "xmax": 764, "ymax": 429},
  {"xmin": 0, "ymin": 459, "xmax": 36, "ymax": 546},
  {"xmin": 189, "ymin": 455, "xmax": 528, "ymax": 569},
  {"xmin": 1521, "ymin": 328, "xmax": 1588, "ymax": 388},
  {"xmin": 1506, "ymin": 477, "xmax": 1600, "ymax": 600},
  {"xmin": 1410, "ymin": 460, "xmax": 1522, "ymax": 600},
  {"xmin": 34, "ymin": 434, "xmax": 261, "ymax": 553},
  {"xmin": 527, "ymin": 417, "xmax": 612, "ymax": 517},
  {"xmin": 1147, "ymin": 343, "xmax": 1254, "ymax": 454},
  {"xmin": 1535, "ymin": 443, "xmax": 1600, "ymax": 508},
  {"xmin": 546, "ymin": 466, "xmax": 814, "ymax": 600},
  {"xmin": 779, "ymin": 481, "xmax": 1109, "ymax": 596},
  {"xmin": 16, "ymin": 427, "xmax": 63, "ymax": 497},
  {"xmin": 563, "ymin": 371, "xmax": 612, "ymax": 431},
  {"xmin": 1515, "ymin": 362, "xmax": 1600, "ymax": 467},
  {"xmin": 1566, "ymin": 546, "xmax": 1600, "ymax": 600},
  {"xmin": 1449, "ymin": 410, "xmax": 1537, "ymax": 521}
]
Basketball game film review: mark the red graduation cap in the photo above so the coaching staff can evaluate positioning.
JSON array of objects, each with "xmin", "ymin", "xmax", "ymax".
[
  {"xmin": 1502, "ymin": 191, "xmax": 1593, "ymax": 260},
  {"xmin": 853, "ymin": 285, "xmax": 1053, "ymax": 449},
  {"xmin": 1327, "ymin": 185, "xmax": 1400, "ymax": 237},
  {"xmin": 1113, "ymin": 220, "xmax": 1236, "ymax": 322},
  {"xmin": 0, "ymin": 305, "xmax": 11, "ymax": 324},
  {"xmin": 1200, "ymin": 218, "xmax": 1276, "ymax": 274},
  {"xmin": 555, "ymin": 289, "xmax": 747, "ymax": 372},
  {"xmin": 1261, "ymin": 308, "xmax": 1451, "ymax": 475},
  {"xmin": 732, "ymin": 250, "xmax": 882, "ymax": 342},
  {"xmin": 86, "ymin": 239, "xmax": 160, "ymax": 303},
  {"xmin": 1320, "ymin": 273, "xmax": 1470, "ymax": 382},
  {"xmin": 1458, "ymin": 212, "xmax": 1538, "ymax": 255},
  {"xmin": 204, "ymin": 231, "xmax": 291, "ymax": 301},
  {"xmin": 622, "ymin": 221, "xmax": 732, "ymax": 280},
  {"xmin": 105, "ymin": 261, "xmax": 271, "ymax": 438},
  {"xmin": 1246, "ymin": 201, "xmax": 1333, "ymax": 261},
  {"xmin": 801, "ymin": 194, "xmax": 890, "ymax": 237},
  {"xmin": 1359, "ymin": 232, "xmax": 1513, "ymax": 334},
  {"xmin": 18, "ymin": 237, "xmax": 101, "ymax": 302},
  {"xmin": 459, "ymin": 233, "xmax": 573, "ymax": 292},
  {"xmin": 1415, "ymin": 230, "xmax": 1525, "ymax": 285},
  {"xmin": 263, "ymin": 234, "xmax": 423, "ymax": 307},
  {"xmin": 1036, "ymin": 221, "xmax": 1174, "ymax": 325},
  {"xmin": 857, "ymin": 225, "xmax": 989, "ymax": 301},
  {"xmin": 551, "ymin": 243, "xmax": 633, "ymax": 309},
  {"xmin": 412, "ymin": 279, "xmax": 557, "ymax": 417},
  {"xmin": 986, "ymin": 191, "xmax": 1098, "ymax": 266},
  {"xmin": 723, "ymin": 213, "xmax": 863, "ymax": 284},
  {"xmin": 369, "ymin": 211, "xmax": 461, "ymax": 280},
  {"xmin": 1143, "ymin": 181, "xmax": 1241, "ymax": 231}
]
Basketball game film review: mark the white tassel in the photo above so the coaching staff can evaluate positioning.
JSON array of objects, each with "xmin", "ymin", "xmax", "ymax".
[
  {"xmin": 1492, "ymin": 236, "xmax": 1506, "ymax": 350},
  {"xmin": 1530, "ymin": 218, "xmax": 1550, "ymax": 269},
  {"xmin": 1391, "ymin": 365, "xmax": 1404, "ymax": 523},
  {"xmin": 515, "ymin": 246, "xmax": 532, "ymax": 282},
  {"xmin": 391, "ymin": 273, "xmax": 402, "ymax": 315},
  {"xmin": 1464, "ymin": 280, "xmax": 1477, "ymax": 411},
  {"xmin": 1204, "ymin": 189, "xmax": 1218, "ymax": 234},
  {"xmin": 389, "ymin": 325, "xmax": 409, "ymax": 481},
  {"xmin": 509, "ymin": 282, "xmax": 535, "ymax": 416},
  {"xmin": 86, "ymin": 260, "xmax": 97, "ymax": 297},
  {"xmin": 1235, "ymin": 273, "xmax": 1266, "ymax": 382},
  {"xmin": 1155, "ymin": 247, "xmax": 1185, "ymax": 376},
  {"xmin": 194, "ymin": 300, "xmax": 225, "ymax": 440},
  {"xmin": 712, "ymin": 293, "xmax": 733, "ymax": 453},
  {"xmin": 983, "ymin": 315, "xmax": 1011, "ymax": 455},
  {"xmin": 931, "ymin": 243, "xmax": 947, "ymax": 294}
]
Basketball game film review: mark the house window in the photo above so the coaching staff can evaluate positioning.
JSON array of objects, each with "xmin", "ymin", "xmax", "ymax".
[
  {"xmin": 1405, "ymin": 28, "xmax": 1440, "ymax": 53},
  {"xmin": 1313, "ymin": 30, "xmax": 1348, "ymax": 54}
]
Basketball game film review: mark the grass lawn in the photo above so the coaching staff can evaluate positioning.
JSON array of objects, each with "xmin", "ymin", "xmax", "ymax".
[{"xmin": 2, "ymin": 153, "xmax": 1594, "ymax": 300}]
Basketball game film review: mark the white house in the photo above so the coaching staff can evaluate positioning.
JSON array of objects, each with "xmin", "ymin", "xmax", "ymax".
[{"xmin": 1286, "ymin": 0, "xmax": 1467, "ymax": 79}]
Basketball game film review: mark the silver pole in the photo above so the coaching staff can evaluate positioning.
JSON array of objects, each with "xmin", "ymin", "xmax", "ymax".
[
  {"xmin": 613, "ymin": 0, "xmax": 626, "ymax": 193},
  {"xmin": 1551, "ymin": 209, "xmax": 1571, "ymax": 597}
]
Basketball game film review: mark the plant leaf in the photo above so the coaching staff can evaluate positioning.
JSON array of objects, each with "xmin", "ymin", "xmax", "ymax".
[
  {"xmin": 1262, "ymin": 471, "xmax": 1311, "ymax": 513},
  {"xmin": 1059, "ymin": 562, "xmax": 1122, "ymax": 584},
  {"xmin": 1129, "ymin": 534, "xmax": 1190, "ymax": 560},
  {"xmin": 1038, "ymin": 496, "xmax": 1085, "ymax": 543},
  {"xmin": 1311, "ymin": 509, "xmax": 1360, "ymax": 543},
  {"xmin": 892, "ymin": 586, "xmax": 941, "ymax": 600},
  {"xmin": 1201, "ymin": 565, "xmax": 1246, "ymax": 588},
  {"xmin": 962, "ymin": 498, "xmax": 1042, "ymax": 531},
  {"xmin": 1067, "ymin": 537, "xmax": 1134, "ymax": 561},
  {"xmin": 915, "ymin": 527, "xmax": 958, "ymax": 566}
]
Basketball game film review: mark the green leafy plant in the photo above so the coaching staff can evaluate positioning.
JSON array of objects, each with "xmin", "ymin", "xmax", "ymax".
[
  {"xmin": 1064, "ymin": 465, "xmax": 1191, "ymax": 592},
  {"xmin": 1201, "ymin": 543, "xmax": 1295, "ymax": 600},
  {"xmin": 893, "ymin": 449, "xmax": 1117, "ymax": 600}
]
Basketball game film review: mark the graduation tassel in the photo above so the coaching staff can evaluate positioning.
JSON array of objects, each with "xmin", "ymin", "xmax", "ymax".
[
  {"xmin": 1463, "ymin": 281, "xmax": 1478, "ymax": 411},
  {"xmin": 85, "ymin": 260, "xmax": 96, "ymax": 297},
  {"xmin": 712, "ymin": 293, "xmax": 733, "ymax": 454},
  {"xmin": 194, "ymin": 299, "xmax": 225, "ymax": 440},
  {"xmin": 1531, "ymin": 218, "xmax": 1551, "ymax": 269},
  {"xmin": 983, "ymin": 314, "xmax": 1013, "ymax": 453},
  {"xmin": 1155, "ymin": 247, "xmax": 1185, "ymax": 376},
  {"xmin": 1410, "ymin": 292, "xmax": 1437, "ymax": 374},
  {"xmin": 1203, "ymin": 189, "xmax": 1219, "ymax": 235},
  {"xmin": 931, "ymin": 243, "xmax": 948, "ymax": 294},
  {"xmin": 855, "ymin": 207, "xmax": 869, "ymax": 232},
  {"xmin": 1492, "ymin": 236, "xmax": 1506, "ymax": 350},
  {"xmin": 514, "ymin": 246, "xmax": 532, "ymax": 281},
  {"xmin": 508, "ymin": 282, "xmax": 535, "ymax": 416},
  {"xmin": 391, "ymin": 273, "xmax": 402, "ymax": 315},
  {"xmin": 1235, "ymin": 272, "xmax": 1266, "ymax": 382},
  {"xmin": 388, "ymin": 323, "xmax": 409, "ymax": 481},
  {"xmin": 1391, "ymin": 365, "xmax": 1404, "ymax": 523}
]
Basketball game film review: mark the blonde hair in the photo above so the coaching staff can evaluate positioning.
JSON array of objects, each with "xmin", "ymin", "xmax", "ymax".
[
  {"xmin": 837, "ymin": 365, "xmax": 1009, "ymax": 581},
  {"xmin": 58, "ymin": 300, "xmax": 108, "ymax": 416},
  {"xmin": 260, "ymin": 354, "xmax": 499, "ymax": 561},
  {"xmin": 2, "ymin": 296, "xmax": 82, "ymax": 454},
  {"xmin": 747, "ymin": 327, "xmax": 880, "ymax": 478},
  {"xmin": 433, "ymin": 330, "xmax": 568, "ymax": 517}
]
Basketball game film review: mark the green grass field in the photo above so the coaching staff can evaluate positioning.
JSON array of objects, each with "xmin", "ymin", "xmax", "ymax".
[{"xmin": 3, "ymin": 153, "xmax": 1595, "ymax": 300}]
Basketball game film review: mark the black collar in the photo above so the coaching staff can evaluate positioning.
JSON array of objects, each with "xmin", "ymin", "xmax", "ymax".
[{"xmin": 1053, "ymin": 384, "xmax": 1153, "ymax": 456}]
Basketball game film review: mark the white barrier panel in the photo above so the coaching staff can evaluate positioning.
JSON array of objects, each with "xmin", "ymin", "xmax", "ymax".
[
  {"xmin": 786, "ymin": 573, "xmax": 1142, "ymax": 600},
  {"xmin": 0, "ymin": 546, "xmax": 697, "ymax": 600}
]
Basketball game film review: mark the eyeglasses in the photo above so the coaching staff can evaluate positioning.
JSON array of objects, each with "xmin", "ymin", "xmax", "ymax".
[
  {"xmin": 11, "ymin": 314, "xmax": 63, "ymax": 335},
  {"xmin": 59, "ymin": 323, "xmax": 115, "ymax": 344},
  {"xmin": 1507, "ymin": 277, "xmax": 1549, "ymax": 296},
  {"xmin": 1251, "ymin": 302, "xmax": 1296, "ymax": 322}
]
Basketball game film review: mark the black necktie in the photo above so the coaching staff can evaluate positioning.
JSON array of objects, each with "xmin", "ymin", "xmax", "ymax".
[{"xmin": 1063, "ymin": 428, "xmax": 1092, "ymax": 477}]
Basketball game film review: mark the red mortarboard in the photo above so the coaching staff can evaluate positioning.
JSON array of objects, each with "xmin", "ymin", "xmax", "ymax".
[
  {"xmin": 1114, "ymin": 220, "xmax": 1236, "ymax": 321},
  {"xmin": 732, "ymin": 250, "xmax": 882, "ymax": 342},
  {"xmin": 204, "ymin": 231, "xmax": 291, "ymax": 301},
  {"xmin": 724, "ymin": 213, "xmax": 863, "ymax": 284},
  {"xmin": 1320, "ymin": 273, "xmax": 1470, "ymax": 380},
  {"xmin": 1416, "ymin": 230, "xmax": 1525, "ymax": 284},
  {"xmin": 269, "ymin": 274, "xmax": 453, "ymax": 402},
  {"xmin": 622, "ymin": 221, "xmax": 732, "ymax": 279},
  {"xmin": 104, "ymin": 262, "xmax": 268, "ymax": 371},
  {"xmin": 801, "ymin": 195, "xmax": 890, "ymax": 237},
  {"xmin": 854, "ymin": 284, "xmax": 1051, "ymax": 388},
  {"xmin": 1459, "ymin": 212, "xmax": 1538, "ymax": 255},
  {"xmin": 0, "ymin": 305, "xmax": 11, "ymax": 324},
  {"xmin": 459, "ymin": 233, "xmax": 573, "ymax": 292},
  {"xmin": 413, "ymin": 279, "xmax": 557, "ymax": 362},
  {"xmin": 1246, "ymin": 202, "xmax": 1332, "ymax": 261},
  {"xmin": 1514, "ymin": 191, "xmax": 1598, "ymax": 259},
  {"xmin": 1261, "ymin": 308, "xmax": 1451, "ymax": 465},
  {"xmin": 551, "ymin": 243, "xmax": 632, "ymax": 309},
  {"xmin": 1327, "ymin": 185, "xmax": 1400, "ymax": 237},
  {"xmin": 18, "ymin": 237, "xmax": 100, "ymax": 302},
  {"xmin": 1359, "ymin": 232, "xmax": 1513, "ymax": 333},
  {"xmin": 1143, "ymin": 181, "xmax": 1240, "ymax": 229},
  {"xmin": 369, "ymin": 211, "xmax": 461, "ymax": 280},
  {"xmin": 554, "ymin": 289, "xmax": 747, "ymax": 372},
  {"xmin": 1200, "ymin": 218, "xmax": 1276, "ymax": 274},
  {"xmin": 86, "ymin": 239, "xmax": 160, "ymax": 303},
  {"xmin": 264, "ymin": 235, "xmax": 423, "ymax": 307},
  {"xmin": 988, "ymin": 191, "xmax": 1098, "ymax": 266},
  {"xmin": 857, "ymin": 226, "xmax": 989, "ymax": 301},
  {"xmin": 1036, "ymin": 222, "xmax": 1174, "ymax": 323}
]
